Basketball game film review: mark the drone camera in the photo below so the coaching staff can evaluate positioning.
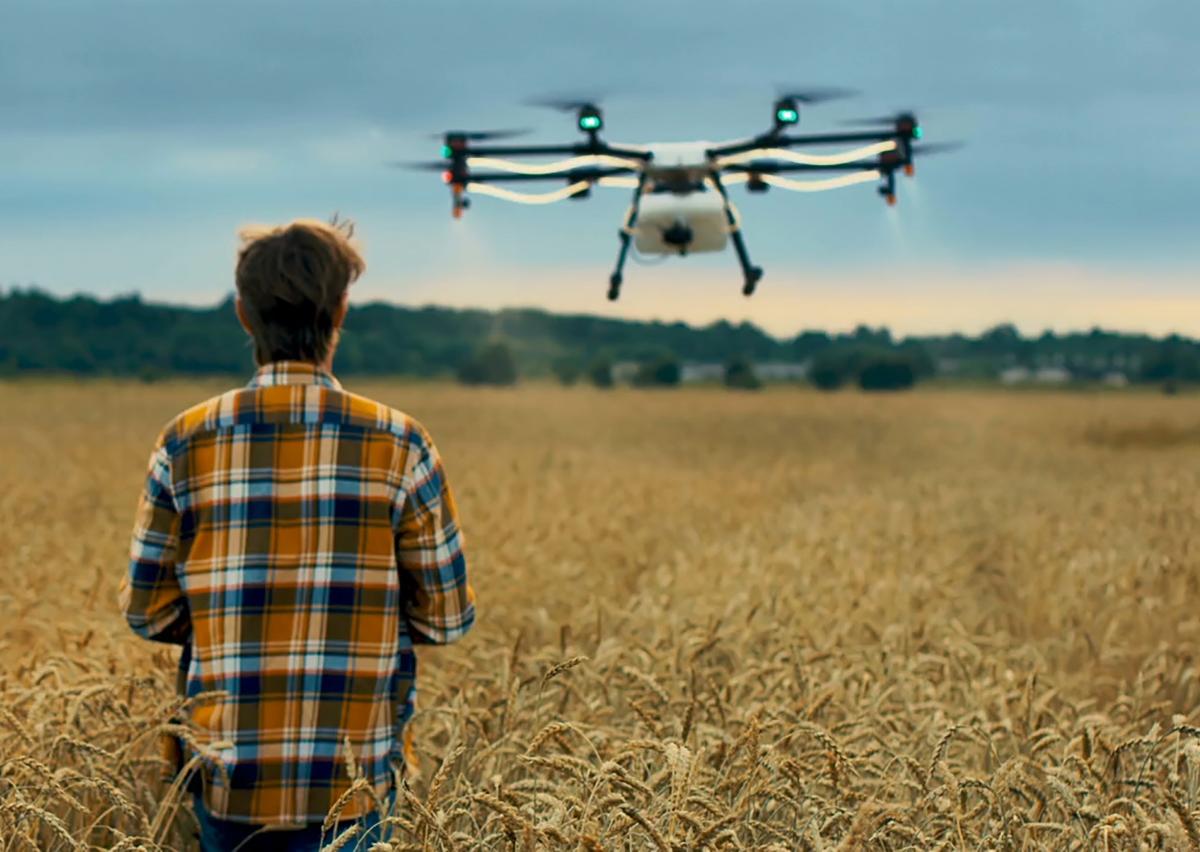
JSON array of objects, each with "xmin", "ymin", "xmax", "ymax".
[{"xmin": 662, "ymin": 220, "xmax": 694, "ymax": 252}]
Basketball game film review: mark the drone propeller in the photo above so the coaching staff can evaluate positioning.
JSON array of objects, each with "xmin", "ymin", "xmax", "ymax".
[
  {"xmin": 774, "ymin": 86, "xmax": 858, "ymax": 104},
  {"xmin": 429, "ymin": 129, "xmax": 529, "ymax": 142},
  {"xmin": 841, "ymin": 111, "xmax": 918, "ymax": 127},
  {"xmin": 525, "ymin": 94, "xmax": 606, "ymax": 112},
  {"xmin": 390, "ymin": 161, "xmax": 454, "ymax": 171},
  {"xmin": 909, "ymin": 141, "xmax": 963, "ymax": 156}
]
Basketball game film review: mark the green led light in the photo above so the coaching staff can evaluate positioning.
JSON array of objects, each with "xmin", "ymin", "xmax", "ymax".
[
  {"xmin": 913, "ymin": 125, "xmax": 923, "ymax": 139},
  {"xmin": 579, "ymin": 114, "xmax": 602, "ymax": 131},
  {"xmin": 776, "ymin": 108, "xmax": 799, "ymax": 124},
  {"xmin": 441, "ymin": 144, "xmax": 452, "ymax": 158}
]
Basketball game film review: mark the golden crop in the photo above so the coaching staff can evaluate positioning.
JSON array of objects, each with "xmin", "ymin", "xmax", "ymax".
[{"xmin": 2, "ymin": 381, "xmax": 1199, "ymax": 850}]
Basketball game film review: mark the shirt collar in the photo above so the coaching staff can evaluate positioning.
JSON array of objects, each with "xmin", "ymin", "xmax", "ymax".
[{"xmin": 248, "ymin": 361, "xmax": 342, "ymax": 390}]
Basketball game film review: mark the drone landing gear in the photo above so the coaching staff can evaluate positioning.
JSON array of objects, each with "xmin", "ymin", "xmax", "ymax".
[
  {"xmin": 711, "ymin": 174, "xmax": 765, "ymax": 297},
  {"xmin": 742, "ymin": 264, "xmax": 764, "ymax": 296},
  {"xmin": 606, "ymin": 176, "xmax": 647, "ymax": 301},
  {"xmin": 608, "ymin": 271, "xmax": 622, "ymax": 301}
]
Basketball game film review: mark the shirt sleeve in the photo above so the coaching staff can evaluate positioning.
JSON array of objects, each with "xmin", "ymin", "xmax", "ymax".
[
  {"xmin": 119, "ymin": 439, "xmax": 190, "ymax": 645},
  {"xmin": 395, "ymin": 427, "xmax": 475, "ymax": 645}
]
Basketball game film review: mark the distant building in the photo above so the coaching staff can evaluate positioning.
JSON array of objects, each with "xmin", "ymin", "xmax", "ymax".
[
  {"xmin": 1102, "ymin": 371, "xmax": 1129, "ymax": 387},
  {"xmin": 614, "ymin": 360, "xmax": 811, "ymax": 385},
  {"xmin": 612, "ymin": 361, "xmax": 640, "ymax": 384},
  {"xmin": 999, "ymin": 367, "xmax": 1031, "ymax": 385},
  {"xmin": 755, "ymin": 362, "xmax": 809, "ymax": 381},
  {"xmin": 1000, "ymin": 365, "xmax": 1072, "ymax": 385},
  {"xmin": 680, "ymin": 363, "xmax": 725, "ymax": 383},
  {"xmin": 1033, "ymin": 366, "xmax": 1072, "ymax": 384}
]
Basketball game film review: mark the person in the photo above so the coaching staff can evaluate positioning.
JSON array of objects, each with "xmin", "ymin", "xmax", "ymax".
[{"xmin": 119, "ymin": 218, "xmax": 475, "ymax": 851}]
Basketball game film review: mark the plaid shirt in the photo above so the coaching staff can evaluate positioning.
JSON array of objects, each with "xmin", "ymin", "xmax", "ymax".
[{"xmin": 119, "ymin": 362, "xmax": 474, "ymax": 825}]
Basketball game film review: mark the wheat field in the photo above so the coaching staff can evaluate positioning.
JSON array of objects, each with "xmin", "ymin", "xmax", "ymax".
[{"xmin": 1, "ymin": 380, "xmax": 1199, "ymax": 850}]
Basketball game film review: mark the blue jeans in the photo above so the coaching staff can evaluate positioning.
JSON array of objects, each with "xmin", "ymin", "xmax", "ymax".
[{"xmin": 193, "ymin": 794, "xmax": 390, "ymax": 852}]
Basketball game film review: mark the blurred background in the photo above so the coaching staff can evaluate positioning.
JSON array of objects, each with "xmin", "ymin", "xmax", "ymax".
[{"xmin": 2, "ymin": 0, "xmax": 1197, "ymax": 337}]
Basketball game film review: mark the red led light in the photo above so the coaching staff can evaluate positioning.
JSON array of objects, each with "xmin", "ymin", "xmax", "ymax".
[{"xmin": 442, "ymin": 170, "xmax": 453, "ymax": 184}]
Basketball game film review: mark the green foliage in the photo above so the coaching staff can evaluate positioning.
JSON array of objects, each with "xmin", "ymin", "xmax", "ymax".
[
  {"xmin": 1140, "ymin": 339, "xmax": 1200, "ymax": 384},
  {"xmin": 456, "ymin": 340, "xmax": 518, "ymax": 386},
  {"xmin": 2, "ymin": 289, "xmax": 1198, "ymax": 389},
  {"xmin": 724, "ymin": 356, "xmax": 762, "ymax": 391},
  {"xmin": 810, "ymin": 350, "xmax": 853, "ymax": 391},
  {"xmin": 586, "ymin": 356, "xmax": 614, "ymax": 389},
  {"xmin": 858, "ymin": 356, "xmax": 916, "ymax": 391},
  {"xmin": 633, "ymin": 353, "xmax": 681, "ymax": 388},
  {"xmin": 551, "ymin": 355, "xmax": 583, "ymax": 386},
  {"xmin": 810, "ymin": 346, "xmax": 926, "ymax": 392}
]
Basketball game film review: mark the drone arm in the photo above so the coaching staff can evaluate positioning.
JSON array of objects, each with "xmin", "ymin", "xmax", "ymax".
[
  {"xmin": 708, "ymin": 130, "xmax": 898, "ymax": 159},
  {"xmin": 464, "ymin": 166, "xmax": 640, "ymax": 184},
  {"xmin": 721, "ymin": 161, "xmax": 880, "ymax": 175},
  {"xmin": 460, "ymin": 141, "xmax": 651, "ymax": 160}
]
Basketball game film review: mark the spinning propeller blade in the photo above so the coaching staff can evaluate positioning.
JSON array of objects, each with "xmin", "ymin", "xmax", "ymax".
[
  {"xmin": 525, "ymin": 94, "xmax": 606, "ymax": 112},
  {"xmin": 840, "ymin": 110, "xmax": 923, "ymax": 128},
  {"xmin": 390, "ymin": 161, "xmax": 452, "ymax": 171},
  {"xmin": 428, "ymin": 129, "xmax": 529, "ymax": 142},
  {"xmin": 909, "ymin": 142, "xmax": 963, "ymax": 156},
  {"xmin": 774, "ymin": 86, "xmax": 858, "ymax": 104}
]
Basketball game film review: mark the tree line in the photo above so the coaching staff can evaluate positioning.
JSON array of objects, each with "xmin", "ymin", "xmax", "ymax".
[{"xmin": 2, "ymin": 288, "xmax": 1198, "ymax": 391}]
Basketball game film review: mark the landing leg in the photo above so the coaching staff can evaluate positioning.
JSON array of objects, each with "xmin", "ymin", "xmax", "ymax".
[
  {"xmin": 710, "ymin": 173, "xmax": 765, "ymax": 296},
  {"xmin": 608, "ymin": 268, "xmax": 623, "ymax": 302},
  {"xmin": 607, "ymin": 176, "xmax": 647, "ymax": 301}
]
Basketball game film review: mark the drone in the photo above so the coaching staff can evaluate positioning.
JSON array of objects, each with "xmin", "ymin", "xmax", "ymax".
[{"xmin": 407, "ymin": 91, "xmax": 953, "ymax": 301}]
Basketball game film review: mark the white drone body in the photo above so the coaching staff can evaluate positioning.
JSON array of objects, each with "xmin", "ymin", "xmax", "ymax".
[{"xmin": 634, "ymin": 141, "xmax": 728, "ymax": 256}]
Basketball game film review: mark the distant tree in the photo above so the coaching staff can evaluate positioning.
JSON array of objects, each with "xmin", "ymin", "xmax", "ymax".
[
  {"xmin": 853, "ymin": 324, "xmax": 892, "ymax": 347},
  {"xmin": 551, "ymin": 355, "xmax": 583, "ymax": 386},
  {"xmin": 791, "ymin": 330, "xmax": 832, "ymax": 361},
  {"xmin": 895, "ymin": 341, "xmax": 937, "ymax": 379},
  {"xmin": 586, "ymin": 356, "xmax": 614, "ymax": 388},
  {"xmin": 1140, "ymin": 341, "xmax": 1200, "ymax": 385},
  {"xmin": 809, "ymin": 350, "xmax": 851, "ymax": 391},
  {"xmin": 633, "ymin": 353, "xmax": 681, "ymax": 387},
  {"xmin": 858, "ymin": 355, "xmax": 916, "ymax": 391},
  {"xmin": 724, "ymin": 356, "xmax": 762, "ymax": 390},
  {"xmin": 456, "ymin": 340, "xmax": 518, "ymax": 386}
]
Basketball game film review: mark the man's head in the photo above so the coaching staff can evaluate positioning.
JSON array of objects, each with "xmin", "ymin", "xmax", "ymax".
[{"xmin": 234, "ymin": 218, "xmax": 365, "ymax": 367}]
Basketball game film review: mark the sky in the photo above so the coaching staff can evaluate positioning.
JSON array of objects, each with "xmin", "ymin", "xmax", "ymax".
[{"xmin": 1, "ymin": 0, "xmax": 1197, "ymax": 338}]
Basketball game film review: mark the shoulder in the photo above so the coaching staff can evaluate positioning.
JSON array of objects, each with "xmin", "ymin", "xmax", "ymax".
[
  {"xmin": 157, "ymin": 388, "xmax": 244, "ymax": 451},
  {"xmin": 327, "ymin": 387, "xmax": 434, "ymax": 451}
]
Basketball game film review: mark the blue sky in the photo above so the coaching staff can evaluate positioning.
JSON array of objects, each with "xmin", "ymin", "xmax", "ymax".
[{"xmin": 1, "ymin": 0, "xmax": 1197, "ymax": 336}]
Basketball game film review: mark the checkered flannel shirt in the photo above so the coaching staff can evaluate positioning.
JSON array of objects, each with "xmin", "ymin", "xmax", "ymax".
[{"xmin": 119, "ymin": 361, "xmax": 474, "ymax": 825}]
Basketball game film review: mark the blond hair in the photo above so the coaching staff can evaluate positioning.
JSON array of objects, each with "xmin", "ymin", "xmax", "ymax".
[{"xmin": 235, "ymin": 218, "xmax": 365, "ymax": 365}]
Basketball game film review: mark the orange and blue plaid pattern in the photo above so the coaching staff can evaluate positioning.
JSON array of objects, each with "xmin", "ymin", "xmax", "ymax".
[{"xmin": 119, "ymin": 361, "xmax": 473, "ymax": 825}]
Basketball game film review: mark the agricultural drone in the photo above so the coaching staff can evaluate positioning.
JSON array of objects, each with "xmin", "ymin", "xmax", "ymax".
[{"xmin": 405, "ymin": 91, "xmax": 955, "ymax": 300}]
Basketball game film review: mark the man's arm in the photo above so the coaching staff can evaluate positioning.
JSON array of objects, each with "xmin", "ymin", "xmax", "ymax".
[
  {"xmin": 395, "ymin": 428, "xmax": 475, "ymax": 645},
  {"xmin": 119, "ymin": 441, "xmax": 190, "ymax": 645}
]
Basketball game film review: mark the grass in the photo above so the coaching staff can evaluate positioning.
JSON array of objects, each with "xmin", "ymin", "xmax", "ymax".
[{"xmin": 1, "ymin": 382, "xmax": 1199, "ymax": 849}]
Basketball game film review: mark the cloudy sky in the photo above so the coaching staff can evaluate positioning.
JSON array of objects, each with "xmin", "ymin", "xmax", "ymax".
[{"xmin": 1, "ymin": 0, "xmax": 1197, "ymax": 336}]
